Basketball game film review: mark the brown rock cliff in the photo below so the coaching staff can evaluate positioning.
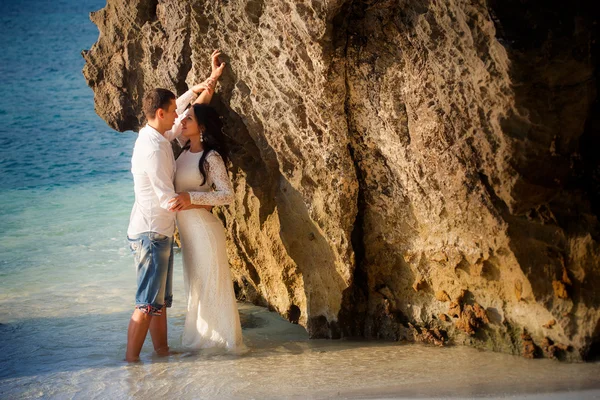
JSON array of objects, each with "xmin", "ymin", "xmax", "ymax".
[{"xmin": 83, "ymin": 0, "xmax": 600, "ymax": 361}]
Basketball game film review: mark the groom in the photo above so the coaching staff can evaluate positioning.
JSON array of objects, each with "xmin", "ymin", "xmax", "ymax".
[{"xmin": 125, "ymin": 51, "xmax": 225, "ymax": 362}]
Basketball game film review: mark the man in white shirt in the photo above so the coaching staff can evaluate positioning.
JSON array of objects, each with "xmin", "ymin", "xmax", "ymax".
[{"xmin": 125, "ymin": 52, "xmax": 225, "ymax": 362}]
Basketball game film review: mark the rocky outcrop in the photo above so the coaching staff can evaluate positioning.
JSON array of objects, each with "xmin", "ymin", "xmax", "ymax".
[{"xmin": 83, "ymin": 0, "xmax": 600, "ymax": 361}]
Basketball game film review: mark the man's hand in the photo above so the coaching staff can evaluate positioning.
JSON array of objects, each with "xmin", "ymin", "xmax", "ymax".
[
  {"xmin": 210, "ymin": 49, "xmax": 226, "ymax": 79},
  {"xmin": 168, "ymin": 192, "xmax": 191, "ymax": 211},
  {"xmin": 168, "ymin": 193, "xmax": 213, "ymax": 212}
]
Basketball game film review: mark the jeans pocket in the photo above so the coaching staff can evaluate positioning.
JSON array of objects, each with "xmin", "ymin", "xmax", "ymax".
[
  {"xmin": 127, "ymin": 236, "xmax": 142, "ymax": 253},
  {"xmin": 148, "ymin": 232, "xmax": 169, "ymax": 242}
]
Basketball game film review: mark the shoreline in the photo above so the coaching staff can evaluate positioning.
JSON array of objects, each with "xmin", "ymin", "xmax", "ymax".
[{"xmin": 2, "ymin": 304, "xmax": 600, "ymax": 399}]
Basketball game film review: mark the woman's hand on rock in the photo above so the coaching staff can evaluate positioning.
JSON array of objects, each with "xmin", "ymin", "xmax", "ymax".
[{"xmin": 210, "ymin": 49, "xmax": 226, "ymax": 79}]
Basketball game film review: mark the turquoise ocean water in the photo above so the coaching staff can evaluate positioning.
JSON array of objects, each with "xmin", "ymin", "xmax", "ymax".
[
  {"xmin": 0, "ymin": 0, "xmax": 139, "ymax": 383},
  {"xmin": 1, "ymin": 1, "xmax": 600, "ymax": 399},
  {"xmin": 0, "ymin": 0, "xmax": 136, "ymax": 301}
]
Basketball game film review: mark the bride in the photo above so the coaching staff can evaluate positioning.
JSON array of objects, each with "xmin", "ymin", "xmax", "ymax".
[
  {"xmin": 165, "ymin": 52, "xmax": 244, "ymax": 351},
  {"xmin": 168, "ymin": 103, "xmax": 245, "ymax": 351},
  {"xmin": 168, "ymin": 102, "xmax": 244, "ymax": 351}
]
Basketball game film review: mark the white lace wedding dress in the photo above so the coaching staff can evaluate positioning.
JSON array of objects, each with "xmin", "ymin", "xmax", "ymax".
[{"xmin": 175, "ymin": 149, "xmax": 244, "ymax": 351}]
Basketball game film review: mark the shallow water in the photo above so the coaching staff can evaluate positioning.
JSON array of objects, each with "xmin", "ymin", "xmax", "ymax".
[
  {"xmin": 2, "ymin": 300, "xmax": 600, "ymax": 399},
  {"xmin": 1, "ymin": 0, "xmax": 599, "ymax": 399}
]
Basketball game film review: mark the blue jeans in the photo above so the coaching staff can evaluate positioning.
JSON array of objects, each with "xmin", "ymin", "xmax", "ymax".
[{"xmin": 127, "ymin": 232, "xmax": 173, "ymax": 316}]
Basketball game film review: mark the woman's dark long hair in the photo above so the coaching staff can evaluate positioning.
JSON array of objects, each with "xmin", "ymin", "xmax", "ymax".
[{"xmin": 182, "ymin": 104, "xmax": 229, "ymax": 186}]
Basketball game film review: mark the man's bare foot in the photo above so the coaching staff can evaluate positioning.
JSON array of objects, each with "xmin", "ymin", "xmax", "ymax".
[{"xmin": 124, "ymin": 355, "xmax": 141, "ymax": 363}]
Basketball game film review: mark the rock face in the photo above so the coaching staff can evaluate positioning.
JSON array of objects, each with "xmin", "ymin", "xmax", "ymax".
[{"xmin": 83, "ymin": 0, "xmax": 600, "ymax": 361}]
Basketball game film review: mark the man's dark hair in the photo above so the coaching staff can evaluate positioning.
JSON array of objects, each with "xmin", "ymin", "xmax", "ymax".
[{"xmin": 142, "ymin": 88, "xmax": 176, "ymax": 119}]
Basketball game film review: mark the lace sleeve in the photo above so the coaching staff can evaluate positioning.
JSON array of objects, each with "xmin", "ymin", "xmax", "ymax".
[{"xmin": 189, "ymin": 151, "xmax": 234, "ymax": 206}]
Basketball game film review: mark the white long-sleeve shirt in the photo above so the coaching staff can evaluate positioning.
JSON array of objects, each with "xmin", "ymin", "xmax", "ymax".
[{"xmin": 127, "ymin": 90, "xmax": 196, "ymax": 237}]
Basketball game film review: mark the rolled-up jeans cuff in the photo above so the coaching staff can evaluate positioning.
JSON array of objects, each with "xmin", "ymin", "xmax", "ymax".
[
  {"xmin": 164, "ymin": 295, "xmax": 173, "ymax": 308},
  {"xmin": 136, "ymin": 303, "xmax": 164, "ymax": 316}
]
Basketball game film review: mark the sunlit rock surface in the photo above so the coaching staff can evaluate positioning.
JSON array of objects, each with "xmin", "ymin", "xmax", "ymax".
[{"xmin": 83, "ymin": 0, "xmax": 600, "ymax": 361}]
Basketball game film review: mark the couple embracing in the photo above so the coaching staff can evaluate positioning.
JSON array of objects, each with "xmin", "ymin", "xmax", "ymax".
[{"xmin": 125, "ymin": 51, "xmax": 243, "ymax": 362}]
